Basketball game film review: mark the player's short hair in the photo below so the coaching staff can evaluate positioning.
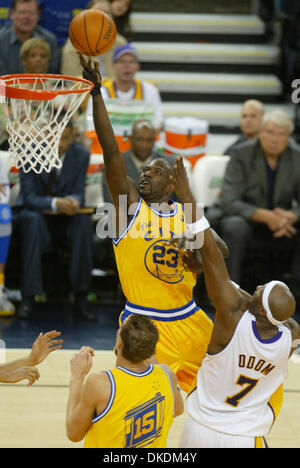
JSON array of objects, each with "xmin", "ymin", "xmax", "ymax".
[{"xmin": 120, "ymin": 315, "xmax": 159, "ymax": 363}]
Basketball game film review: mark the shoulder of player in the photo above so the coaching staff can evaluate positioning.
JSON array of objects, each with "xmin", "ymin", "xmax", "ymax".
[
  {"xmin": 284, "ymin": 317, "xmax": 300, "ymax": 339},
  {"xmin": 84, "ymin": 371, "xmax": 112, "ymax": 402},
  {"xmin": 215, "ymin": 281, "xmax": 247, "ymax": 320},
  {"xmin": 157, "ymin": 364, "xmax": 177, "ymax": 385},
  {"xmin": 85, "ymin": 370, "xmax": 111, "ymax": 386}
]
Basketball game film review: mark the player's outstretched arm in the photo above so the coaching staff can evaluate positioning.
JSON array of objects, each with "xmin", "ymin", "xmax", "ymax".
[
  {"xmin": 200, "ymin": 228, "xmax": 243, "ymax": 318},
  {"xmin": 171, "ymin": 156, "xmax": 200, "ymax": 224},
  {"xmin": 0, "ymin": 366, "xmax": 40, "ymax": 386},
  {"xmin": 0, "ymin": 331, "xmax": 63, "ymax": 378},
  {"xmin": 66, "ymin": 346, "xmax": 111, "ymax": 442},
  {"xmin": 78, "ymin": 54, "xmax": 138, "ymax": 207}
]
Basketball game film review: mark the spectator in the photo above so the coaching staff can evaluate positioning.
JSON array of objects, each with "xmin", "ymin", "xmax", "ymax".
[
  {"xmin": 224, "ymin": 100, "xmax": 265, "ymax": 156},
  {"xmin": 213, "ymin": 110, "xmax": 300, "ymax": 304},
  {"xmin": 14, "ymin": 118, "xmax": 95, "ymax": 321},
  {"xmin": 60, "ymin": 0, "xmax": 127, "ymax": 79},
  {"xmin": 0, "ymin": 0, "xmax": 60, "ymax": 75},
  {"xmin": 38, "ymin": 0, "xmax": 89, "ymax": 48},
  {"xmin": 109, "ymin": 0, "xmax": 132, "ymax": 39},
  {"xmin": 20, "ymin": 36, "xmax": 50, "ymax": 73},
  {"xmin": 85, "ymin": 44, "xmax": 164, "ymax": 132}
]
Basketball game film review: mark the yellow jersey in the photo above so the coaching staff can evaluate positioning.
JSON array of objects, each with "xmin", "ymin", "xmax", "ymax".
[
  {"xmin": 102, "ymin": 78, "xmax": 144, "ymax": 100},
  {"xmin": 84, "ymin": 364, "xmax": 175, "ymax": 448},
  {"xmin": 113, "ymin": 197, "xmax": 199, "ymax": 321}
]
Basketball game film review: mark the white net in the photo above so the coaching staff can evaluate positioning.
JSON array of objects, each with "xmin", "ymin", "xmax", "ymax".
[{"xmin": 0, "ymin": 75, "xmax": 92, "ymax": 173}]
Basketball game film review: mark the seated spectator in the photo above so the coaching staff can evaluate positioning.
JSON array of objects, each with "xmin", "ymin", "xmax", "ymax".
[
  {"xmin": 224, "ymin": 99, "xmax": 265, "ymax": 156},
  {"xmin": 209, "ymin": 110, "xmax": 300, "ymax": 304},
  {"xmin": 20, "ymin": 37, "xmax": 88, "ymax": 146},
  {"xmin": 20, "ymin": 36, "xmax": 50, "ymax": 73},
  {"xmin": 60, "ymin": 0, "xmax": 127, "ymax": 79},
  {"xmin": 109, "ymin": 0, "xmax": 132, "ymax": 39},
  {"xmin": 0, "ymin": 0, "xmax": 60, "ymax": 75},
  {"xmin": 14, "ymin": 118, "xmax": 95, "ymax": 321},
  {"xmin": 85, "ymin": 44, "xmax": 163, "ymax": 132}
]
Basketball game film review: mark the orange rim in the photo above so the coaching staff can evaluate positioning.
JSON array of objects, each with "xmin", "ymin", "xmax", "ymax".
[{"xmin": 0, "ymin": 73, "xmax": 94, "ymax": 101}]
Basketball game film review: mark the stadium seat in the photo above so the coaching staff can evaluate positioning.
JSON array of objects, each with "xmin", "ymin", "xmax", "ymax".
[{"xmin": 191, "ymin": 154, "xmax": 230, "ymax": 207}]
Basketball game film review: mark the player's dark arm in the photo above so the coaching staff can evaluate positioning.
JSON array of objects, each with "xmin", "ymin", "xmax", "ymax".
[
  {"xmin": 78, "ymin": 55, "xmax": 138, "ymax": 206},
  {"xmin": 171, "ymin": 156, "xmax": 201, "ymax": 224},
  {"xmin": 284, "ymin": 318, "xmax": 300, "ymax": 357},
  {"xmin": 167, "ymin": 228, "xmax": 228, "ymax": 275},
  {"xmin": 200, "ymin": 227, "xmax": 243, "ymax": 317}
]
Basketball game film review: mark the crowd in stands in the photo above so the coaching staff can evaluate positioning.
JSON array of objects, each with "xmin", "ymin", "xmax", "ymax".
[{"xmin": 0, "ymin": 0, "xmax": 299, "ymax": 321}]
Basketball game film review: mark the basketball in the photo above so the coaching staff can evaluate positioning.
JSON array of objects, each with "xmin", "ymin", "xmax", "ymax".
[{"xmin": 69, "ymin": 9, "xmax": 117, "ymax": 56}]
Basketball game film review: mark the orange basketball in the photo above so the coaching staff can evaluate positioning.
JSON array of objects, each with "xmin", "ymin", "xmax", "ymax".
[{"xmin": 69, "ymin": 9, "xmax": 117, "ymax": 56}]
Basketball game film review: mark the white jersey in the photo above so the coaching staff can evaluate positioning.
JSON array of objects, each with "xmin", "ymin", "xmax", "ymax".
[{"xmin": 186, "ymin": 310, "xmax": 291, "ymax": 437}]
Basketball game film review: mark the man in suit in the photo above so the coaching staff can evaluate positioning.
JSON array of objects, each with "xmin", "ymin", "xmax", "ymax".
[
  {"xmin": 224, "ymin": 99, "xmax": 265, "ymax": 156},
  {"xmin": 215, "ymin": 109, "xmax": 300, "ymax": 303},
  {"xmin": 0, "ymin": 0, "xmax": 60, "ymax": 75},
  {"xmin": 15, "ymin": 119, "xmax": 95, "ymax": 320}
]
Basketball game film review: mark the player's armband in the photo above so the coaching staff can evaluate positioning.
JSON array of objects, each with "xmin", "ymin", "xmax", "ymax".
[{"xmin": 186, "ymin": 217, "xmax": 210, "ymax": 234}]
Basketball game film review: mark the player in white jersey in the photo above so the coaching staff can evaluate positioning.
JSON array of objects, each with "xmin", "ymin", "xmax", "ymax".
[{"xmin": 173, "ymin": 222, "xmax": 300, "ymax": 448}]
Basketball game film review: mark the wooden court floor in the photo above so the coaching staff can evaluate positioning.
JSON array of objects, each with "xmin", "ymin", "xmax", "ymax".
[{"xmin": 0, "ymin": 348, "xmax": 299, "ymax": 448}]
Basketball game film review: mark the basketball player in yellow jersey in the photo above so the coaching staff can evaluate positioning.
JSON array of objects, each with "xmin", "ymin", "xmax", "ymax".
[
  {"xmin": 66, "ymin": 315, "xmax": 183, "ymax": 448},
  {"xmin": 79, "ymin": 55, "xmax": 227, "ymax": 393}
]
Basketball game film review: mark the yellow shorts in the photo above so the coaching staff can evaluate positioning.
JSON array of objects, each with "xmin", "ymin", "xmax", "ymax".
[{"xmin": 119, "ymin": 308, "xmax": 213, "ymax": 393}]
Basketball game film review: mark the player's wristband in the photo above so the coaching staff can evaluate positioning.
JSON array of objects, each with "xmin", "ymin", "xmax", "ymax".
[
  {"xmin": 186, "ymin": 217, "xmax": 210, "ymax": 234},
  {"xmin": 82, "ymin": 68, "xmax": 101, "ymax": 96}
]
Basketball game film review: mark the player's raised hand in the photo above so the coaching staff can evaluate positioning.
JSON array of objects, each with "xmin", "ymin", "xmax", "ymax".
[
  {"xmin": 170, "ymin": 156, "xmax": 192, "ymax": 202},
  {"xmin": 70, "ymin": 346, "xmax": 95, "ymax": 379},
  {"xmin": 78, "ymin": 52, "xmax": 102, "ymax": 95},
  {"xmin": 165, "ymin": 233, "xmax": 204, "ymax": 274},
  {"xmin": 28, "ymin": 331, "xmax": 63, "ymax": 366}
]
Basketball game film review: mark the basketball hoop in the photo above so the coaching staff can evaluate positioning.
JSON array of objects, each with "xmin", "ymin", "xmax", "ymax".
[{"xmin": 0, "ymin": 73, "xmax": 94, "ymax": 173}]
